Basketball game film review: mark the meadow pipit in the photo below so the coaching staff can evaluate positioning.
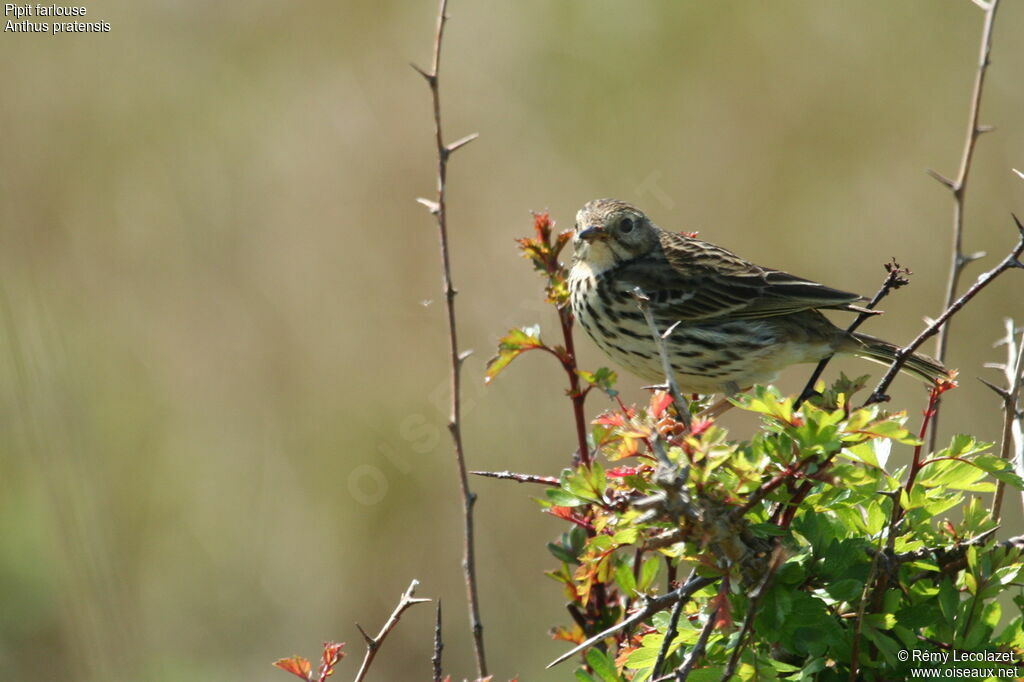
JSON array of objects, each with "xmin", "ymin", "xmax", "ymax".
[{"xmin": 568, "ymin": 198, "xmax": 948, "ymax": 395}]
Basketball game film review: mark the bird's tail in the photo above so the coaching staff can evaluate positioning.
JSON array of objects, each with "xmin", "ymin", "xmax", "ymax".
[{"xmin": 851, "ymin": 332, "xmax": 951, "ymax": 384}]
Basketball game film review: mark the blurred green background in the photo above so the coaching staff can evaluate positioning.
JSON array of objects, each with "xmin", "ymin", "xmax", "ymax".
[{"xmin": 2, "ymin": 1, "xmax": 1023, "ymax": 679}]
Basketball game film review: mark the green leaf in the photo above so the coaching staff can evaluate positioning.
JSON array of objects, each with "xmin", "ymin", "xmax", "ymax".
[
  {"xmin": 843, "ymin": 441, "xmax": 881, "ymax": 468},
  {"xmin": 547, "ymin": 541, "xmax": 577, "ymax": 564},
  {"xmin": 615, "ymin": 558, "xmax": 637, "ymax": 597},
  {"xmin": 825, "ymin": 578, "xmax": 863, "ymax": 603},
  {"xmin": 579, "ymin": 367, "xmax": 619, "ymax": 397},
  {"xmin": 938, "ymin": 578, "xmax": 959, "ymax": 622},
  {"xmin": 748, "ymin": 523, "xmax": 789, "ymax": 538},
  {"xmin": 545, "ymin": 488, "xmax": 589, "ymax": 507},
  {"xmin": 638, "ymin": 556, "xmax": 660, "ymax": 592},
  {"xmin": 485, "ymin": 325, "xmax": 545, "ymax": 382},
  {"xmin": 586, "ymin": 647, "xmax": 620, "ymax": 682},
  {"xmin": 973, "ymin": 454, "xmax": 1024, "ymax": 490},
  {"xmin": 918, "ymin": 459, "xmax": 989, "ymax": 491}
]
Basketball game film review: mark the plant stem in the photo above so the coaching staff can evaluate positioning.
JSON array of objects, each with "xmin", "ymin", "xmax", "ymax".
[
  {"xmin": 414, "ymin": 0, "xmax": 487, "ymax": 675},
  {"xmin": 928, "ymin": 0, "xmax": 1002, "ymax": 452}
]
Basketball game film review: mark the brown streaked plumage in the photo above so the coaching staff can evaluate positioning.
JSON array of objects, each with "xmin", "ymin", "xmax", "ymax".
[{"xmin": 568, "ymin": 198, "xmax": 948, "ymax": 395}]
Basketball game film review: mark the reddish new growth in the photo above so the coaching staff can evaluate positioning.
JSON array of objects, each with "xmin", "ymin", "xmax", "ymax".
[
  {"xmin": 273, "ymin": 641, "xmax": 346, "ymax": 682},
  {"xmin": 517, "ymin": 212, "xmax": 574, "ymax": 307}
]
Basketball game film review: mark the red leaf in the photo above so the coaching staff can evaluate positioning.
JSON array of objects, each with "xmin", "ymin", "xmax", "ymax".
[
  {"xmin": 650, "ymin": 390, "xmax": 673, "ymax": 418},
  {"xmin": 546, "ymin": 506, "xmax": 593, "ymax": 530},
  {"xmin": 316, "ymin": 642, "xmax": 345, "ymax": 681},
  {"xmin": 548, "ymin": 505, "xmax": 576, "ymax": 521},
  {"xmin": 593, "ymin": 412, "xmax": 627, "ymax": 427},
  {"xmin": 533, "ymin": 211, "xmax": 553, "ymax": 242},
  {"xmin": 689, "ymin": 418, "xmax": 713, "ymax": 437},
  {"xmin": 606, "ymin": 466, "xmax": 639, "ymax": 478},
  {"xmin": 709, "ymin": 592, "xmax": 733, "ymax": 629},
  {"xmin": 273, "ymin": 656, "xmax": 312, "ymax": 681}
]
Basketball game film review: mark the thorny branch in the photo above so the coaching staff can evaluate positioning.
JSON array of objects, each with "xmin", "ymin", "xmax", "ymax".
[
  {"xmin": 928, "ymin": 0, "xmax": 1002, "ymax": 451},
  {"xmin": 546, "ymin": 574, "xmax": 717, "ymax": 669},
  {"xmin": 432, "ymin": 602, "xmax": 443, "ymax": 682},
  {"xmin": 795, "ymin": 258, "xmax": 910, "ymax": 408},
  {"xmin": 866, "ymin": 216, "xmax": 1024, "ymax": 406},
  {"xmin": 413, "ymin": 0, "xmax": 487, "ymax": 676},
  {"xmin": 470, "ymin": 469, "xmax": 559, "ymax": 486},
  {"xmin": 632, "ymin": 287, "xmax": 691, "ymax": 429},
  {"xmin": 651, "ymin": 579, "xmax": 724, "ymax": 682},
  {"xmin": 651, "ymin": 570, "xmax": 696, "ymax": 679},
  {"xmin": 669, "ymin": 603, "xmax": 719, "ymax": 681},
  {"xmin": 982, "ymin": 318, "xmax": 1024, "ymax": 522},
  {"xmin": 720, "ymin": 546, "xmax": 786, "ymax": 680},
  {"xmin": 353, "ymin": 580, "xmax": 431, "ymax": 682}
]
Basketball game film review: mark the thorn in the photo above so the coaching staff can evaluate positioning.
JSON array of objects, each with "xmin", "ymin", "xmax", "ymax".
[
  {"xmin": 976, "ymin": 124, "xmax": 995, "ymax": 135},
  {"xmin": 963, "ymin": 251, "xmax": 987, "ymax": 264},
  {"xmin": 978, "ymin": 377, "xmax": 1011, "ymax": 400},
  {"xmin": 445, "ymin": 132, "xmax": 479, "ymax": 154},
  {"xmin": 458, "ymin": 349, "xmax": 474, "ymax": 363},
  {"xmin": 662, "ymin": 320, "xmax": 682, "ymax": 340},
  {"xmin": 641, "ymin": 383, "xmax": 671, "ymax": 392},
  {"xmin": 970, "ymin": 0, "xmax": 993, "ymax": 9},
  {"xmin": 926, "ymin": 168, "xmax": 956, "ymax": 189},
  {"xmin": 417, "ymin": 197, "xmax": 441, "ymax": 215},
  {"xmin": 356, "ymin": 623, "xmax": 375, "ymax": 647},
  {"xmin": 410, "ymin": 62, "xmax": 435, "ymax": 82},
  {"xmin": 923, "ymin": 316, "xmax": 937, "ymax": 326},
  {"xmin": 1013, "ymin": 168, "xmax": 1024, "ymax": 181},
  {"xmin": 1013, "ymin": 213, "xmax": 1024, "ymax": 236}
]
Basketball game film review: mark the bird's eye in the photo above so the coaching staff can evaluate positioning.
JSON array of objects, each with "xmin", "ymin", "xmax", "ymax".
[{"xmin": 619, "ymin": 217, "xmax": 635, "ymax": 234}]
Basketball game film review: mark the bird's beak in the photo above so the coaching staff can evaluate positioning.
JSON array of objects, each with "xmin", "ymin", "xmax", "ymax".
[{"xmin": 578, "ymin": 226, "xmax": 606, "ymax": 242}]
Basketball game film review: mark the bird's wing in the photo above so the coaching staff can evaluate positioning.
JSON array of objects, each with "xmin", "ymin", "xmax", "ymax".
[{"xmin": 612, "ymin": 231, "xmax": 864, "ymax": 321}]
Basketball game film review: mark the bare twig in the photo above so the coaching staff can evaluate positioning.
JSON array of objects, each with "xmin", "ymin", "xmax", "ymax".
[
  {"xmin": 546, "ymin": 575, "xmax": 717, "ymax": 669},
  {"xmin": 849, "ymin": 536, "xmax": 887, "ymax": 682},
  {"xmin": 673, "ymin": 603, "xmax": 719, "ymax": 681},
  {"xmin": 928, "ymin": 0, "xmax": 1002, "ymax": 451},
  {"xmin": 414, "ymin": 0, "xmax": 487, "ymax": 675},
  {"xmin": 795, "ymin": 258, "xmax": 910, "ymax": 408},
  {"xmin": 632, "ymin": 288, "xmax": 691, "ymax": 429},
  {"xmin": 865, "ymin": 216, "xmax": 1024, "ymax": 405},
  {"xmin": 651, "ymin": 570, "xmax": 696, "ymax": 679},
  {"xmin": 471, "ymin": 469, "xmax": 559, "ymax": 486},
  {"xmin": 432, "ymin": 601, "xmax": 443, "ymax": 682},
  {"xmin": 983, "ymin": 318, "xmax": 1024, "ymax": 522},
  {"xmin": 651, "ymin": 580, "xmax": 724, "ymax": 682},
  {"xmin": 720, "ymin": 546, "xmax": 785, "ymax": 680},
  {"xmin": 353, "ymin": 580, "xmax": 431, "ymax": 682}
]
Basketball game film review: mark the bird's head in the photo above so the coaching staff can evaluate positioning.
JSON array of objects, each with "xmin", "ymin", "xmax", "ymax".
[{"xmin": 573, "ymin": 199, "xmax": 659, "ymax": 270}]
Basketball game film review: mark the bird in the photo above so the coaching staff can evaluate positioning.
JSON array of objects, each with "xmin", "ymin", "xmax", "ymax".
[{"xmin": 567, "ymin": 198, "xmax": 949, "ymax": 397}]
